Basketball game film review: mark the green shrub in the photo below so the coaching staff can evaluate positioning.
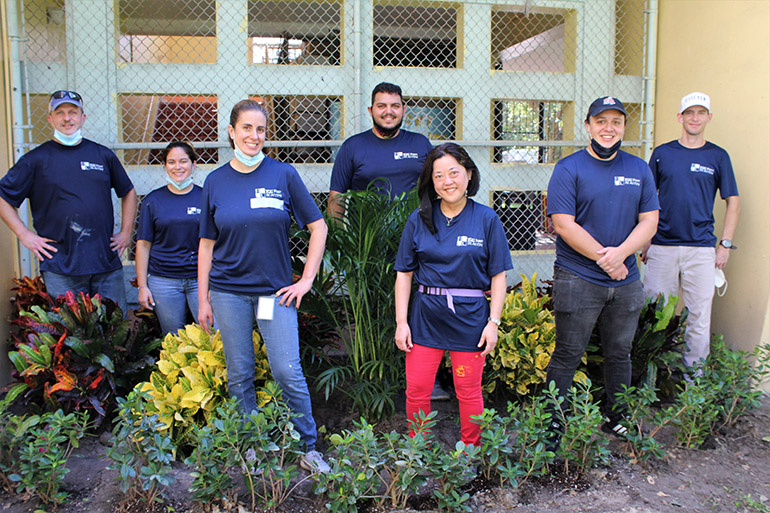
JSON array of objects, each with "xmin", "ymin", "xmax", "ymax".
[
  {"xmin": 107, "ymin": 390, "xmax": 176, "ymax": 508},
  {"xmin": 137, "ymin": 324, "xmax": 273, "ymax": 448},
  {"xmin": 186, "ymin": 382, "xmax": 307, "ymax": 512},
  {"xmin": 546, "ymin": 379, "xmax": 610, "ymax": 477},
  {"xmin": 0, "ymin": 395, "xmax": 87, "ymax": 507},
  {"xmin": 485, "ymin": 273, "xmax": 587, "ymax": 397}
]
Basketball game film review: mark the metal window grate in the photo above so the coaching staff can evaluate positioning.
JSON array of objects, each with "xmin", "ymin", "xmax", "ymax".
[
  {"xmin": 374, "ymin": 1, "xmax": 458, "ymax": 68},
  {"xmin": 248, "ymin": 0, "xmax": 342, "ymax": 66}
]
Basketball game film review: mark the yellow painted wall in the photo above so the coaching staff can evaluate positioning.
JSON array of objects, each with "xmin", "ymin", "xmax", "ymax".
[
  {"xmin": 654, "ymin": 0, "xmax": 770, "ymax": 353},
  {"xmin": 0, "ymin": 0, "xmax": 15, "ymax": 386}
]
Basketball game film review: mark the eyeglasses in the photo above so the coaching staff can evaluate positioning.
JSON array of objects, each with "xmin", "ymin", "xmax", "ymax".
[{"xmin": 49, "ymin": 90, "xmax": 82, "ymax": 102}]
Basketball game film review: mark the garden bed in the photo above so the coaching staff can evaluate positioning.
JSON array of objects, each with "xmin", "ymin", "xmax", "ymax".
[{"xmin": 2, "ymin": 391, "xmax": 769, "ymax": 513}]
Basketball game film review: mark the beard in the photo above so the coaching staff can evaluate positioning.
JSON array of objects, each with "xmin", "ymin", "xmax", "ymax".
[{"xmin": 372, "ymin": 117, "xmax": 403, "ymax": 138}]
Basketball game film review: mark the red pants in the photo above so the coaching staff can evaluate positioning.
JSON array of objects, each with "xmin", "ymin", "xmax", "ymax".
[{"xmin": 405, "ymin": 343, "xmax": 486, "ymax": 446}]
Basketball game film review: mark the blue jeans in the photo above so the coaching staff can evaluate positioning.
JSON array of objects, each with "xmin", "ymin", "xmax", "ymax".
[
  {"xmin": 147, "ymin": 274, "xmax": 202, "ymax": 336},
  {"xmin": 43, "ymin": 269, "xmax": 128, "ymax": 318},
  {"xmin": 209, "ymin": 289, "xmax": 317, "ymax": 451},
  {"xmin": 546, "ymin": 267, "xmax": 644, "ymax": 416}
]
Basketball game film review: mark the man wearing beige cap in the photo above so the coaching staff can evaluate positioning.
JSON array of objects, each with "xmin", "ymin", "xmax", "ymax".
[{"xmin": 642, "ymin": 92, "xmax": 740, "ymax": 369}]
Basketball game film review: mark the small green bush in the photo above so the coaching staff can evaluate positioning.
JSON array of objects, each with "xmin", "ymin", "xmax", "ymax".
[
  {"xmin": 107, "ymin": 390, "xmax": 176, "ymax": 508},
  {"xmin": 0, "ymin": 396, "xmax": 87, "ymax": 507}
]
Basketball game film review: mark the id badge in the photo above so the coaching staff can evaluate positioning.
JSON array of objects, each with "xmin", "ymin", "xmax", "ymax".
[{"xmin": 257, "ymin": 296, "xmax": 275, "ymax": 320}]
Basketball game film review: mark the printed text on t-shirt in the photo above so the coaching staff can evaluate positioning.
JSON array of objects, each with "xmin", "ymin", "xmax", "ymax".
[
  {"xmin": 250, "ymin": 188, "xmax": 284, "ymax": 210},
  {"xmin": 614, "ymin": 176, "xmax": 641, "ymax": 186},
  {"xmin": 394, "ymin": 152, "xmax": 419, "ymax": 160},
  {"xmin": 690, "ymin": 163, "xmax": 715, "ymax": 175},
  {"xmin": 456, "ymin": 235, "xmax": 484, "ymax": 247},
  {"xmin": 80, "ymin": 161, "xmax": 104, "ymax": 172}
]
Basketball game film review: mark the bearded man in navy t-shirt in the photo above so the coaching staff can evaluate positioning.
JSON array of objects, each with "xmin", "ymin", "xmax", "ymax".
[
  {"xmin": 545, "ymin": 97, "xmax": 659, "ymax": 445},
  {"xmin": 641, "ymin": 92, "xmax": 740, "ymax": 369},
  {"xmin": 327, "ymin": 82, "xmax": 433, "ymax": 217},
  {"xmin": 0, "ymin": 91, "xmax": 137, "ymax": 314}
]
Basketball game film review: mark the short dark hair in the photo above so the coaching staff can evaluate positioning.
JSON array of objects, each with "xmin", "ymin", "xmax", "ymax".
[
  {"xmin": 228, "ymin": 99, "xmax": 269, "ymax": 149},
  {"xmin": 371, "ymin": 82, "xmax": 403, "ymax": 105},
  {"xmin": 160, "ymin": 141, "xmax": 197, "ymax": 164},
  {"xmin": 417, "ymin": 143, "xmax": 480, "ymax": 233}
]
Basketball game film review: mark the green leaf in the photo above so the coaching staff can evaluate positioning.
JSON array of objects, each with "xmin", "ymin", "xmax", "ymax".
[{"xmin": 94, "ymin": 353, "xmax": 115, "ymax": 373}]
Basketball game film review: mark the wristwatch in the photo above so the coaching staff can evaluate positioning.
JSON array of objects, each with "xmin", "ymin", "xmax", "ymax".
[
  {"xmin": 488, "ymin": 317, "xmax": 501, "ymax": 327},
  {"xmin": 719, "ymin": 239, "xmax": 737, "ymax": 250}
]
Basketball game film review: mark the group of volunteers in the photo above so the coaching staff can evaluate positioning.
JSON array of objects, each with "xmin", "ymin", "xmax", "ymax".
[{"xmin": 0, "ymin": 83, "xmax": 738, "ymax": 469}]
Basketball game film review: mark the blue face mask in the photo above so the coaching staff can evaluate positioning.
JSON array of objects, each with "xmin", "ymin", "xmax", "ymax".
[
  {"xmin": 234, "ymin": 145, "xmax": 265, "ymax": 168},
  {"xmin": 53, "ymin": 129, "xmax": 82, "ymax": 146},
  {"xmin": 166, "ymin": 174, "xmax": 194, "ymax": 191}
]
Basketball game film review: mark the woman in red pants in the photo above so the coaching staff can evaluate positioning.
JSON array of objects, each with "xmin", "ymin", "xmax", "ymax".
[{"xmin": 394, "ymin": 143, "xmax": 512, "ymax": 446}]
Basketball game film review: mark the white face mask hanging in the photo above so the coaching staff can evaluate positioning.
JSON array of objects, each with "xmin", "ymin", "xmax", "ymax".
[{"xmin": 715, "ymin": 268, "xmax": 728, "ymax": 297}]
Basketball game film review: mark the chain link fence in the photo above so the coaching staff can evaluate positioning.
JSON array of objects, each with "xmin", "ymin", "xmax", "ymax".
[{"xmin": 9, "ymin": 0, "xmax": 652, "ymax": 287}]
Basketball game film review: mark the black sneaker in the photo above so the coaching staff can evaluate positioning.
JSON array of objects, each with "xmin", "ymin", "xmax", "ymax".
[{"xmin": 544, "ymin": 419, "xmax": 563, "ymax": 453}]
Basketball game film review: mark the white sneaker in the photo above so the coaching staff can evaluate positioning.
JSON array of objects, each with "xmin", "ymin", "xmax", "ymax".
[{"xmin": 300, "ymin": 450, "xmax": 331, "ymax": 473}]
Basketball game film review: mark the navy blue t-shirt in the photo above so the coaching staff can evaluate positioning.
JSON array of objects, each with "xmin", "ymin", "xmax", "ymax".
[
  {"xmin": 330, "ymin": 129, "xmax": 433, "ymax": 198},
  {"xmin": 547, "ymin": 149, "xmax": 659, "ymax": 287},
  {"xmin": 395, "ymin": 200, "xmax": 513, "ymax": 352},
  {"xmin": 649, "ymin": 140, "xmax": 738, "ymax": 247},
  {"xmin": 200, "ymin": 158, "xmax": 323, "ymax": 295},
  {"xmin": 0, "ymin": 139, "xmax": 134, "ymax": 275},
  {"xmin": 137, "ymin": 185, "xmax": 202, "ymax": 279}
]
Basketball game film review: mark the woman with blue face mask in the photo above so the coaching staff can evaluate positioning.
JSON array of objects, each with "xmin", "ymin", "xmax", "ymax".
[
  {"xmin": 135, "ymin": 141, "xmax": 205, "ymax": 335},
  {"xmin": 197, "ymin": 99, "xmax": 330, "ymax": 473}
]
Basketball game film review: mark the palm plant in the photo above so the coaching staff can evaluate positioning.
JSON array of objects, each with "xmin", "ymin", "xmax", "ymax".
[{"xmin": 294, "ymin": 187, "xmax": 418, "ymax": 419}]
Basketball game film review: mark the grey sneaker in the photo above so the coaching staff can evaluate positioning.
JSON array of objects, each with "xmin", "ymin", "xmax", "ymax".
[
  {"xmin": 300, "ymin": 450, "xmax": 331, "ymax": 473},
  {"xmin": 241, "ymin": 448, "xmax": 263, "ymax": 476},
  {"xmin": 430, "ymin": 381, "xmax": 451, "ymax": 401}
]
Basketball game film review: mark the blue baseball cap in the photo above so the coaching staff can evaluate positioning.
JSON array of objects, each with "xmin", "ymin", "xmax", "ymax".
[
  {"xmin": 49, "ymin": 90, "xmax": 83, "ymax": 111},
  {"xmin": 586, "ymin": 96, "xmax": 626, "ymax": 120}
]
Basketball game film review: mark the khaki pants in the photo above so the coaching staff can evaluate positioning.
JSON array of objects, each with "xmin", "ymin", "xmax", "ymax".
[{"xmin": 642, "ymin": 245, "xmax": 715, "ymax": 367}]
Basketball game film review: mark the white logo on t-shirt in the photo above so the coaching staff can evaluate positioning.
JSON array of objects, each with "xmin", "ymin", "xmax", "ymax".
[
  {"xmin": 614, "ymin": 176, "xmax": 641, "ymax": 186},
  {"xmin": 456, "ymin": 235, "xmax": 484, "ymax": 247},
  {"xmin": 187, "ymin": 207, "xmax": 201, "ymax": 215},
  {"xmin": 250, "ymin": 188, "xmax": 284, "ymax": 210},
  {"xmin": 394, "ymin": 152, "xmax": 419, "ymax": 160},
  {"xmin": 690, "ymin": 163, "xmax": 715, "ymax": 175},
  {"xmin": 80, "ymin": 161, "xmax": 104, "ymax": 171}
]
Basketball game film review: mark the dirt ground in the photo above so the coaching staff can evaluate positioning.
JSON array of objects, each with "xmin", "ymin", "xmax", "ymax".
[{"xmin": 2, "ymin": 392, "xmax": 769, "ymax": 513}]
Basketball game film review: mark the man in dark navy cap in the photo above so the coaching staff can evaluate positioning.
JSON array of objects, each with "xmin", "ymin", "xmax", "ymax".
[
  {"xmin": 544, "ymin": 96, "xmax": 659, "ymax": 444},
  {"xmin": 0, "ymin": 90, "xmax": 136, "ymax": 314}
]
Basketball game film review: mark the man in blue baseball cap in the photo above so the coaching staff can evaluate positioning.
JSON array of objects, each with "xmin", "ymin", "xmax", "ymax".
[
  {"xmin": 545, "ymin": 96, "xmax": 659, "ymax": 446},
  {"xmin": 0, "ymin": 90, "xmax": 137, "ymax": 314}
]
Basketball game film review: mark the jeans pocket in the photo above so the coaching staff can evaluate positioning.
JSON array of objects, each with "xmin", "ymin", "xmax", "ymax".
[{"xmin": 553, "ymin": 267, "xmax": 582, "ymax": 312}]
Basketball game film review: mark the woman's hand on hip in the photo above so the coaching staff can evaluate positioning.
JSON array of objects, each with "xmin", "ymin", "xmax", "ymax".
[
  {"xmin": 395, "ymin": 322, "xmax": 413, "ymax": 352},
  {"xmin": 478, "ymin": 323, "xmax": 499, "ymax": 357},
  {"xmin": 276, "ymin": 277, "xmax": 313, "ymax": 309}
]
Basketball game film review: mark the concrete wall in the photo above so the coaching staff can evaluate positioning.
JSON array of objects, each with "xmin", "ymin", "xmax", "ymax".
[{"xmin": 654, "ymin": 0, "xmax": 770, "ymax": 353}]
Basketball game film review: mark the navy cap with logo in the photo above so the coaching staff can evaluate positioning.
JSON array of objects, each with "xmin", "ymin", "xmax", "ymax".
[{"xmin": 586, "ymin": 96, "xmax": 626, "ymax": 121}]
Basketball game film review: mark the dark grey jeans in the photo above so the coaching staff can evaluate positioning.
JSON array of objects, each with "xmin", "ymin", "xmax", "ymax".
[{"xmin": 546, "ymin": 266, "xmax": 645, "ymax": 417}]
